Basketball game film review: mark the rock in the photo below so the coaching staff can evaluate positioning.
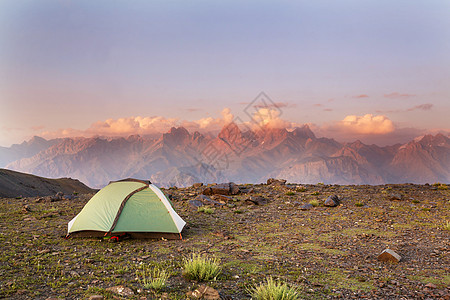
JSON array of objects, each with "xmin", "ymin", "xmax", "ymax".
[
  {"xmin": 212, "ymin": 194, "xmax": 233, "ymax": 202},
  {"xmin": 378, "ymin": 249, "xmax": 401, "ymax": 263},
  {"xmin": 195, "ymin": 195, "xmax": 225, "ymax": 206},
  {"xmin": 267, "ymin": 178, "xmax": 287, "ymax": 186},
  {"xmin": 51, "ymin": 191, "xmax": 64, "ymax": 202},
  {"xmin": 425, "ymin": 283, "xmax": 437, "ymax": 289},
  {"xmin": 193, "ymin": 183, "xmax": 204, "ymax": 188},
  {"xmin": 324, "ymin": 195, "xmax": 340, "ymax": 207},
  {"xmin": 106, "ymin": 285, "xmax": 134, "ymax": 297},
  {"xmin": 88, "ymin": 296, "xmax": 104, "ymax": 300},
  {"xmin": 389, "ymin": 193, "xmax": 403, "ymax": 201},
  {"xmin": 245, "ymin": 196, "xmax": 269, "ymax": 205},
  {"xmin": 187, "ymin": 285, "xmax": 220, "ymax": 299},
  {"xmin": 189, "ymin": 200, "xmax": 204, "ymax": 209},
  {"xmin": 299, "ymin": 203, "xmax": 314, "ymax": 210},
  {"xmin": 202, "ymin": 182, "xmax": 239, "ymax": 196},
  {"xmin": 22, "ymin": 204, "xmax": 32, "ymax": 213}
]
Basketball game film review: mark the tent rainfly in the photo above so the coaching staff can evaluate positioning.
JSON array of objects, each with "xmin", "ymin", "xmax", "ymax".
[{"xmin": 67, "ymin": 179, "xmax": 186, "ymax": 239}]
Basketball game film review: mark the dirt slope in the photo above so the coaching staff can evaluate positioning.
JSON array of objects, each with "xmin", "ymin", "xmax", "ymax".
[{"xmin": 0, "ymin": 168, "xmax": 94, "ymax": 198}]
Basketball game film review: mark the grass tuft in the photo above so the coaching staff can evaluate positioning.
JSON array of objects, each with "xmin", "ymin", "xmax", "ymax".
[
  {"xmin": 444, "ymin": 220, "xmax": 450, "ymax": 231},
  {"xmin": 198, "ymin": 206, "xmax": 215, "ymax": 214},
  {"xmin": 136, "ymin": 264, "xmax": 169, "ymax": 290},
  {"xmin": 355, "ymin": 202, "xmax": 364, "ymax": 207},
  {"xmin": 285, "ymin": 191, "xmax": 296, "ymax": 196},
  {"xmin": 183, "ymin": 252, "xmax": 222, "ymax": 281},
  {"xmin": 248, "ymin": 276, "xmax": 300, "ymax": 300},
  {"xmin": 309, "ymin": 199, "xmax": 320, "ymax": 207}
]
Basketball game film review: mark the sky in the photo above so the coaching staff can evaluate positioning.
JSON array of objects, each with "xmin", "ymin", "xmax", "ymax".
[{"xmin": 1, "ymin": 0, "xmax": 449, "ymax": 147}]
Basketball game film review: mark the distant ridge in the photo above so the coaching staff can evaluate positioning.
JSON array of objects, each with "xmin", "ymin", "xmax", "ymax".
[
  {"xmin": 2, "ymin": 126, "xmax": 450, "ymax": 187},
  {"xmin": 0, "ymin": 168, "xmax": 94, "ymax": 198}
]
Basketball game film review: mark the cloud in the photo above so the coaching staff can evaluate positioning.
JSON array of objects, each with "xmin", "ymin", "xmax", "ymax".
[
  {"xmin": 407, "ymin": 103, "xmax": 433, "ymax": 111},
  {"xmin": 353, "ymin": 94, "xmax": 369, "ymax": 99},
  {"xmin": 249, "ymin": 107, "xmax": 293, "ymax": 129},
  {"xmin": 41, "ymin": 108, "xmax": 235, "ymax": 140},
  {"xmin": 377, "ymin": 103, "xmax": 433, "ymax": 114},
  {"xmin": 339, "ymin": 114, "xmax": 395, "ymax": 134},
  {"xmin": 384, "ymin": 92, "xmax": 416, "ymax": 99}
]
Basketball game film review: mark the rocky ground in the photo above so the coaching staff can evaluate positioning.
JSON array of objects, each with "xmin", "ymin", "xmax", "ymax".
[{"xmin": 0, "ymin": 181, "xmax": 449, "ymax": 299}]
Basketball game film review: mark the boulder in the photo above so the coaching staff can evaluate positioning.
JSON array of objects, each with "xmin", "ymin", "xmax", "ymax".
[
  {"xmin": 195, "ymin": 195, "xmax": 225, "ymax": 206},
  {"xmin": 192, "ymin": 183, "xmax": 204, "ymax": 189},
  {"xmin": 202, "ymin": 182, "xmax": 239, "ymax": 196},
  {"xmin": 389, "ymin": 193, "xmax": 403, "ymax": 201},
  {"xmin": 245, "ymin": 196, "xmax": 269, "ymax": 205},
  {"xmin": 377, "ymin": 249, "xmax": 401, "ymax": 263},
  {"xmin": 299, "ymin": 203, "xmax": 314, "ymax": 210},
  {"xmin": 324, "ymin": 195, "xmax": 340, "ymax": 207},
  {"xmin": 105, "ymin": 286, "xmax": 134, "ymax": 297},
  {"xmin": 189, "ymin": 200, "xmax": 204, "ymax": 209},
  {"xmin": 267, "ymin": 178, "xmax": 287, "ymax": 186},
  {"xmin": 186, "ymin": 285, "xmax": 220, "ymax": 299}
]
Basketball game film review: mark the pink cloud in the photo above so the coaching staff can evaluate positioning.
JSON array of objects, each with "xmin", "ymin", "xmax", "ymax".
[
  {"xmin": 407, "ymin": 103, "xmax": 433, "ymax": 111},
  {"xmin": 384, "ymin": 92, "xmax": 416, "ymax": 99},
  {"xmin": 353, "ymin": 94, "xmax": 369, "ymax": 99}
]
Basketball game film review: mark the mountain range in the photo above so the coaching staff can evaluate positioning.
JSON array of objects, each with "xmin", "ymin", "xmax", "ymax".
[{"xmin": 2, "ymin": 123, "xmax": 450, "ymax": 188}]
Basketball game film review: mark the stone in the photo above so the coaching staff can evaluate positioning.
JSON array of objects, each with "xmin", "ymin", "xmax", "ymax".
[
  {"xmin": 212, "ymin": 194, "xmax": 233, "ymax": 202},
  {"xmin": 196, "ymin": 195, "xmax": 225, "ymax": 206},
  {"xmin": 377, "ymin": 249, "xmax": 401, "ymax": 263},
  {"xmin": 245, "ymin": 196, "xmax": 269, "ymax": 205},
  {"xmin": 202, "ymin": 182, "xmax": 239, "ymax": 196},
  {"xmin": 187, "ymin": 285, "xmax": 220, "ymax": 300},
  {"xmin": 106, "ymin": 285, "xmax": 134, "ymax": 297},
  {"xmin": 324, "ymin": 195, "xmax": 340, "ymax": 207},
  {"xmin": 389, "ymin": 193, "xmax": 403, "ymax": 201},
  {"xmin": 425, "ymin": 283, "xmax": 437, "ymax": 289},
  {"xmin": 189, "ymin": 200, "xmax": 204, "ymax": 209},
  {"xmin": 88, "ymin": 296, "xmax": 104, "ymax": 300},
  {"xmin": 299, "ymin": 203, "xmax": 314, "ymax": 210},
  {"xmin": 193, "ymin": 182, "xmax": 203, "ymax": 188},
  {"xmin": 267, "ymin": 178, "xmax": 287, "ymax": 186}
]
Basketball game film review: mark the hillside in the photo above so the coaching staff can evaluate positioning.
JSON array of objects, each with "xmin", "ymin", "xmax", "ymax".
[
  {"xmin": 3, "ymin": 125, "xmax": 450, "ymax": 187},
  {"xmin": 0, "ymin": 182, "xmax": 448, "ymax": 299},
  {"xmin": 0, "ymin": 168, "xmax": 94, "ymax": 198}
]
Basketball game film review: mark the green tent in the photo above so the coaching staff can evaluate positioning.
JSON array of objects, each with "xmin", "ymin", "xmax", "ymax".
[{"xmin": 67, "ymin": 179, "xmax": 186, "ymax": 239}]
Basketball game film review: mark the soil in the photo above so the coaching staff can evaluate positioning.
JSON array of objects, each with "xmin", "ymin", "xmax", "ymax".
[{"xmin": 0, "ymin": 183, "xmax": 449, "ymax": 299}]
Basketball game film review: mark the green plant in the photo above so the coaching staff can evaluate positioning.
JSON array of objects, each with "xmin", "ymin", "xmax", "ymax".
[
  {"xmin": 234, "ymin": 209, "xmax": 244, "ymax": 214},
  {"xmin": 311, "ymin": 191, "xmax": 320, "ymax": 196},
  {"xmin": 296, "ymin": 187, "xmax": 307, "ymax": 192},
  {"xmin": 198, "ymin": 206, "xmax": 214, "ymax": 214},
  {"xmin": 309, "ymin": 199, "xmax": 320, "ymax": 207},
  {"xmin": 444, "ymin": 220, "xmax": 450, "ymax": 231},
  {"xmin": 182, "ymin": 252, "xmax": 221, "ymax": 281},
  {"xmin": 248, "ymin": 276, "xmax": 300, "ymax": 300},
  {"xmin": 355, "ymin": 202, "xmax": 364, "ymax": 207},
  {"xmin": 285, "ymin": 191, "xmax": 296, "ymax": 196},
  {"xmin": 136, "ymin": 264, "xmax": 169, "ymax": 290}
]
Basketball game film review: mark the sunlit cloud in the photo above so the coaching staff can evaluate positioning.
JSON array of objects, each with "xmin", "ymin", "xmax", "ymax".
[
  {"xmin": 407, "ymin": 103, "xmax": 433, "ymax": 111},
  {"xmin": 384, "ymin": 92, "xmax": 416, "ymax": 99},
  {"xmin": 41, "ymin": 108, "xmax": 235, "ymax": 139},
  {"xmin": 353, "ymin": 94, "xmax": 369, "ymax": 99}
]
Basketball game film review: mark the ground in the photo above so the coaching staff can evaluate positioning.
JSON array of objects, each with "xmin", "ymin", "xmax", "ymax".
[{"xmin": 0, "ymin": 183, "xmax": 449, "ymax": 299}]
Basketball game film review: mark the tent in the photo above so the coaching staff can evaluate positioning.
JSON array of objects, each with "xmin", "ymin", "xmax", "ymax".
[{"xmin": 67, "ymin": 179, "xmax": 186, "ymax": 239}]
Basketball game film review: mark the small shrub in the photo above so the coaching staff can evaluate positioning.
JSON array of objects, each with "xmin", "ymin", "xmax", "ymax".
[
  {"xmin": 183, "ymin": 253, "xmax": 222, "ymax": 281},
  {"xmin": 296, "ymin": 187, "xmax": 307, "ymax": 192},
  {"xmin": 311, "ymin": 191, "xmax": 320, "ymax": 196},
  {"xmin": 355, "ymin": 202, "xmax": 364, "ymax": 207},
  {"xmin": 309, "ymin": 199, "xmax": 320, "ymax": 207},
  {"xmin": 248, "ymin": 276, "xmax": 300, "ymax": 300},
  {"xmin": 285, "ymin": 191, "xmax": 296, "ymax": 196},
  {"xmin": 444, "ymin": 220, "xmax": 450, "ymax": 231},
  {"xmin": 198, "ymin": 206, "xmax": 214, "ymax": 214},
  {"xmin": 136, "ymin": 264, "xmax": 169, "ymax": 290},
  {"xmin": 411, "ymin": 199, "xmax": 420, "ymax": 204},
  {"xmin": 437, "ymin": 184, "xmax": 448, "ymax": 190},
  {"xmin": 234, "ymin": 209, "xmax": 244, "ymax": 214}
]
